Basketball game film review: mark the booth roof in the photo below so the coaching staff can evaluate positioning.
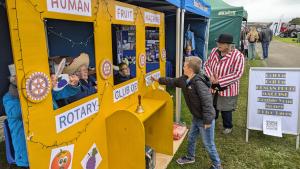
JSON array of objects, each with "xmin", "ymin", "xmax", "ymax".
[
  {"xmin": 118, "ymin": 0, "xmax": 211, "ymax": 18},
  {"xmin": 206, "ymin": 0, "xmax": 247, "ymax": 20}
]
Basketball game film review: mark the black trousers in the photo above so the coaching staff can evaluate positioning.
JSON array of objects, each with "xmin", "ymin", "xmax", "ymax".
[{"xmin": 215, "ymin": 110, "xmax": 233, "ymax": 129}]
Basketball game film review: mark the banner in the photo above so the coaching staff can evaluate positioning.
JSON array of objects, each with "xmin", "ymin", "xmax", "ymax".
[{"xmin": 247, "ymin": 68, "xmax": 300, "ymax": 135}]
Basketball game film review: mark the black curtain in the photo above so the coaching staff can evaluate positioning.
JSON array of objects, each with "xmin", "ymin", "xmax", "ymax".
[{"xmin": 0, "ymin": 0, "xmax": 13, "ymax": 116}]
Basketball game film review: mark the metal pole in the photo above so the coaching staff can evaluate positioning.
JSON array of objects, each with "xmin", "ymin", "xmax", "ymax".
[
  {"xmin": 180, "ymin": 9, "xmax": 185, "ymax": 75},
  {"xmin": 246, "ymin": 129, "xmax": 249, "ymax": 142},
  {"xmin": 296, "ymin": 135, "xmax": 299, "ymax": 150},
  {"xmin": 175, "ymin": 8, "xmax": 181, "ymax": 122},
  {"xmin": 204, "ymin": 19, "xmax": 210, "ymax": 60}
]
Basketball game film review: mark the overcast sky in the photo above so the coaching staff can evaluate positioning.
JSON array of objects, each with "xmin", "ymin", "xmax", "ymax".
[{"xmin": 223, "ymin": 0, "xmax": 300, "ymax": 22}]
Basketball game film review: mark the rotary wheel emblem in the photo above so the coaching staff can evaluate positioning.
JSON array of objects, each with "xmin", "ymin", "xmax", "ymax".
[
  {"xmin": 24, "ymin": 72, "xmax": 51, "ymax": 103},
  {"xmin": 139, "ymin": 53, "xmax": 146, "ymax": 68},
  {"xmin": 100, "ymin": 59, "xmax": 112, "ymax": 80}
]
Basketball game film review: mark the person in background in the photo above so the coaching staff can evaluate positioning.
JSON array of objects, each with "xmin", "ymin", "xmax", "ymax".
[
  {"xmin": 243, "ymin": 37, "xmax": 249, "ymax": 59},
  {"xmin": 205, "ymin": 33, "xmax": 245, "ymax": 135},
  {"xmin": 184, "ymin": 45, "xmax": 198, "ymax": 58},
  {"xmin": 114, "ymin": 62, "xmax": 131, "ymax": 85},
  {"xmin": 260, "ymin": 25, "xmax": 273, "ymax": 60},
  {"xmin": 246, "ymin": 27, "xmax": 259, "ymax": 60},
  {"xmin": 152, "ymin": 56, "xmax": 222, "ymax": 169},
  {"xmin": 3, "ymin": 64, "xmax": 29, "ymax": 169}
]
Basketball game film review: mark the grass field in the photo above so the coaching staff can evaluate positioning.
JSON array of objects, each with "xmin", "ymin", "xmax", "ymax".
[
  {"xmin": 273, "ymin": 36, "xmax": 300, "ymax": 46},
  {"xmin": 1, "ymin": 59, "xmax": 300, "ymax": 169},
  {"xmin": 166, "ymin": 59, "xmax": 300, "ymax": 169}
]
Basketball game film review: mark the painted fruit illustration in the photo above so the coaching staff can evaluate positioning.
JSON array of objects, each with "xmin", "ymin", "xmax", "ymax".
[
  {"xmin": 51, "ymin": 150, "xmax": 71, "ymax": 169},
  {"xmin": 86, "ymin": 148, "xmax": 98, "ymax": 169},
  {"xmin": 57, "ymin": 77, "xmax": 68, "ymax": 88}
]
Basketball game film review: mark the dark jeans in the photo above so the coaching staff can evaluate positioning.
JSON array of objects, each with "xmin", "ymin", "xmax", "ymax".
[
  {"xmin": 215, "ymin": 110, "xmax": 233, "ymax": 129},
  {"xmin": 261, "ymin": 42, "xmax": 270, "ymax": 59}
]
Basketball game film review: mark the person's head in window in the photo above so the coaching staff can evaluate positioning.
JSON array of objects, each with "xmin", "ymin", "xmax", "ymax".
[
  {"xmin": 119, "ymin": 62, "xmax": 130, "ymax": 77},
  {"xmin": 63, "ymin": 53, "xmax": 89, "ymax": 76},
  {"xmin": 115, "ymin": 62, "xmax": 131, "ymax": 85}
]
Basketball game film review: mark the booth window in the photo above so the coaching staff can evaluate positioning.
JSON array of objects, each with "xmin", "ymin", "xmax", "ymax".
[
  {"xmin": 112, "ymin": 24, "xmax": 136, "ymax": 85},
  {"xmin": 45, "ymin": 19, "xmax": 97, "ymax": 109},
  {"xmin": 145, "ymin": 27, "xmax": 160, "ymax": 73}
]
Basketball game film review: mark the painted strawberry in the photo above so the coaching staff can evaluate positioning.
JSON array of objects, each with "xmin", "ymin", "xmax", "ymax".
[{"xmin": 86, "ymin": 148, "xmax": 98, "ymax": 169}]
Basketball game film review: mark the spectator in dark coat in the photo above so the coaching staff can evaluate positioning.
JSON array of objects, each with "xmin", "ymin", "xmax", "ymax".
[
  {"xmin": 260, "ymin": 25, "xmax": 273, "ymax": 60},
  {"xmin": 152, "ymin": 56, "xmax": 222, "ymax": 169}
]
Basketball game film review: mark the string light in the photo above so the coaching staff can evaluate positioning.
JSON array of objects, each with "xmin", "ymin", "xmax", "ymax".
[{"xmin": 46, "ymin": 28, "xmax": 94, "ymax": 48}]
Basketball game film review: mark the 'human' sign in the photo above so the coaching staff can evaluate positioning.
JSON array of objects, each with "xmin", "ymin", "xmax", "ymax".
[{"xmin": 47, "ymin": 0, "xmax": 91, "ymax": 16}]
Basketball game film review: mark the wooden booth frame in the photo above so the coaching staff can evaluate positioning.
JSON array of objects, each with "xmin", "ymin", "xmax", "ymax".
[{"xmin": 6, "ymin": 0, "xmax": 173, "ymax": 169}]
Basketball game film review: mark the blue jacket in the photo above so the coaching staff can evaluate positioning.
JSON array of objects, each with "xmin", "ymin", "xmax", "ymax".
[
  {"xmin": 67, "ymin": 77, "xmax": 97, "ymax": 103},
  {"xmin": 3, "ymin": 92, "xmax": 28, "ymax": 167},
  {"xmin": 2, "ymin": 84, "xmax": 79, "ymax": 167},
  {"xmin": 52, "ymin": 84, "xmax": 80, "ymax": 109},
  {"xmin": 185, "ymin": 30, "xmax": 196, "ymax": 50}
]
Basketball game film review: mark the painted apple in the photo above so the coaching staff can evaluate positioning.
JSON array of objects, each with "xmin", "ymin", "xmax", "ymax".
[{"xmin": 51, "ymin": 150, "xmax": 72, "ymax": 169}]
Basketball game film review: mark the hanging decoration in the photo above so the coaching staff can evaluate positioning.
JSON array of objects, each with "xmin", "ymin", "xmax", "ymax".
[{"xmin": 47, "ymin": 26, "xmax": 94, "ymax": 48}]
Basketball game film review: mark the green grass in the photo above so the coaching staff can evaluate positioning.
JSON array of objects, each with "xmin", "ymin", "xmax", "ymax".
[
  {"xmin": 273, "ymin": 36, "xmax": 300, "ymax": 46},
  {"xmin": 166, "ymin": 59, "xmax": 300, "ymax": 169},
  {"xmin": 1, "ymin": 60, "xmax": 300, "ymax": 169}
]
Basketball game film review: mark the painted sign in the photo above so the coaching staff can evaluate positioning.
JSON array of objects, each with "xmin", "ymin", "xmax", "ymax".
[
  {"xmin": 81, "ymin": 143, "xmax": 102, "ymax": 169},
  {"xmin": 47, "ymin": 0, "xmax": 92, "ymax": 16},
  {"xmin": 113, "ymin": 81, "xmax": 138, "ymax": 102},
  {"xmin": 247, "ymin": 68, "xmax": 300, "ymax": 135},
  {"xmin": 193, "ymin": 0, "xmax": 209, "ymax": 12},
  {"xmin": 115, "ymin": 5, "xmax": 134, "ymax": 22},
  {"xmin": 218, "ymin": 10, "xmax": 236, "ymax": 16},
  {"xmin": 145, "ymin": 71, "xmax": 161, "ymax": 86},
  {"xmin": 55, "ymin": 98, "xmax": 99, "ymax": 133},
  {"xmin": 49, "ymin": 144, "xmax": 74, "ymax": 169},
  {"xmin": 144, "ymin": 12, "xmax": 160, "ymax": 25}
]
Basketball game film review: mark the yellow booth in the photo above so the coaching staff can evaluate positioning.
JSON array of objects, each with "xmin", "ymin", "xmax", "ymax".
[{"xmin": 5, "ymin": 0, "xmax": 179, "ymax": 168}]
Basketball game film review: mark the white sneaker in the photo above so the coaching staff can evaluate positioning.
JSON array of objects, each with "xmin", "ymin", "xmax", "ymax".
[{"xmin": 223, "ymin": 128, "xmax": 232, "ymax": 134}]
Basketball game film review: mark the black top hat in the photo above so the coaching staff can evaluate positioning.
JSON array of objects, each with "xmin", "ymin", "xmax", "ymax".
[{"xmin": 215, "ymin": 33, "xmax": 235, "ymax": 44}]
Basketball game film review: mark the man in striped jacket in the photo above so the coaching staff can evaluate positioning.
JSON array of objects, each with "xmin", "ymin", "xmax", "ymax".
[{"xmin": 205, "ymin": 33, "xmax": 245, "ymax": 134}]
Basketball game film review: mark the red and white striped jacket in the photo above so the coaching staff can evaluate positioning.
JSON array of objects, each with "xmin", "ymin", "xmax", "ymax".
[{"xmin": 204, "ymin": 47, "xmax": 245, "ymax": 96}]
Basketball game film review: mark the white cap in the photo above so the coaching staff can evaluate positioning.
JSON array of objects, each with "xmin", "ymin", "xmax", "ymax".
[{"xmin": 8, "ymin": 64, "xmax": 16, "ymax": 76}]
